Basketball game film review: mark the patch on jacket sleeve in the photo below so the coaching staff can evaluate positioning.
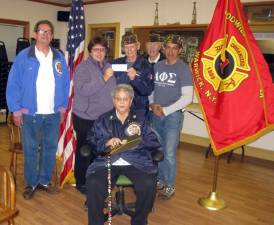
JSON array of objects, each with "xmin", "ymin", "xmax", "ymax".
[{"xmin": 55, "ymin": 60, "xmax": 63, "ymax": 75}]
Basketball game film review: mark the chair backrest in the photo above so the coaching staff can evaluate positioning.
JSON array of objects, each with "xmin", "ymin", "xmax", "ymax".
[
  {"xmin": 16, "ymin": 37, "xmax": 30, "ymax": 55},
  {"xmin": 0, "ymin": 41, "xmax": 8, "ymax": 62},
  {"xmin": 0, "ymin": 166, "xmax": 19, "ymax": 224},
  {"xmin": 7, "ymin": 115, "xmax": 22, "ymax": 151}
]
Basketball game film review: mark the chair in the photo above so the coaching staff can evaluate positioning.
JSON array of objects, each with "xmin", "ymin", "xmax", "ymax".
[
  {"xmin": 0, "ymin": 41, "xmax": 8, "ymax": 62},
  {"xmin": 104, "ymin": 149, "xmax": 164, "ymax": 221},
  {"xmin": 80, "ymin": 145, "xmax": 163, "ymax": 219},
  {"xmin": 0, "ymin": 166, "xmax": 19, "ymax": 225},
  {"xmin": 7, "ymin": 115, "xmax": 23, "ymax": 182},
  {"xmin": 16, "ymin": 38, "xmax": 30, "ymax": 55}
]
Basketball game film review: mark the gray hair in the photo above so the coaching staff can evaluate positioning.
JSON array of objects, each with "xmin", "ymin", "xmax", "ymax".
[{"xmin": 111, "ymin": 84, "xmax": 134, "ymax": 99}]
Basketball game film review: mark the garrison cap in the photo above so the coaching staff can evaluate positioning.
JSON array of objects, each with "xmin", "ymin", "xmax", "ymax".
[
  {"xmin": 164, "ymin": 34, "xmax": 183, "ymax": 48},
  {"xmin": 147, "ymin": 33, "xmax": 161, "ymax": 42},
  {"xmin": 121, "ymin": 32, "xmax": 138, "ymax": 47}
]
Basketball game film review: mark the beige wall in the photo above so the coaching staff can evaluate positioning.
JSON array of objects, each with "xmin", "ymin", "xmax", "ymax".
[
  {"xmin": 1, "ymin": 0, "xmax": 273, "ymax": 152},
  {"xmin": 0, "ymin": 0, "xmax": 67, "ymax": 50}
]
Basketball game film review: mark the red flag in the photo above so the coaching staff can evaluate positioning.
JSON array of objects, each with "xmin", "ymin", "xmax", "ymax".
[
  {"xmin": 191, "ymin": 0, "xmax": 274, "ymax": 155},
  {"xmin": 57, "ymin": 0, "xmax": 85, "ymax": 187}
]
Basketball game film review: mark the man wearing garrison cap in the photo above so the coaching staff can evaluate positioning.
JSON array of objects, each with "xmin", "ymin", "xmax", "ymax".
[
  {"xmin": 145, "ymin": 33, "xmax": 165, "ymax": 66},
  {"xmin": 112, "ymin": 31, "xmax": 154, "ymax": 120},
  {"xmin": 149, "ymin": 34, "xmax": 194, "ymax": 200}
]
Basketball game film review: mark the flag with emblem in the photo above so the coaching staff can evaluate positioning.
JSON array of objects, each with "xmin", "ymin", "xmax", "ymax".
[
  {"xmin": 57, "ymin": 0, "xmax": 85, "ymax": 187},
  {"xmin": 191, "ymin": 0, "xmax": 274, "ymax": 155}
]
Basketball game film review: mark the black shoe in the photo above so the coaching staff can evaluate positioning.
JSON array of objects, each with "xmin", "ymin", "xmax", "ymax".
[
  {"xmin": 23, "ymin": 186, "xmax": 36, "ymax": 200},
  {"xmin": 76, "ymin": 185, "xmax": 86, "ymax": 195},
  {"xmin": 37, "ymin": 183, "xmax": 59, "ymax": 194}
]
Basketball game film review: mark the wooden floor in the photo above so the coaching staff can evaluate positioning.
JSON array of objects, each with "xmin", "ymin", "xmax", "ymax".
[{"xmin": 0, "ymin": 123, "xmax": 274, "ymax": 225}]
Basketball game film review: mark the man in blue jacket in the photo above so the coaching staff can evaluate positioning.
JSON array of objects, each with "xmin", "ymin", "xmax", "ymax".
[
  {"xmin": 86, "ymin": 84, "xmax": 161, "ymax": 225},
  {"xmin": 6, "ymin": 20, "xmax": 69, "ymax": 200},
  {"xmin": 112, "ymin": 32, "xmax": 153, "ymax": 119}
]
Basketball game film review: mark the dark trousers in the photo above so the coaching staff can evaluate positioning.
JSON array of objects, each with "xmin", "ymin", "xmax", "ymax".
[
  {"xmin": 86, "ymin": 166, "xmax": 157, "ymax": 225},
  {"xmin": 72, "ymin": 113, "xmax": 94, "ymax": 187}
]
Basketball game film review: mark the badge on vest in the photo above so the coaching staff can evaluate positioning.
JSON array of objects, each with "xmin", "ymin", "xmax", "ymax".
[{"xmin": 55, "ymin": 61, "xmax": 63, "ymax": 75}]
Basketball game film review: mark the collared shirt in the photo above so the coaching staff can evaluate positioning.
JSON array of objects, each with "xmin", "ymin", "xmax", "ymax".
[
  {"xmin": 35, "ymin": 46, "xmax": 55, "ymax": 114},
  {"xmin": 148, "ymin": 53, "xmax": 161, "ymax": 64}
]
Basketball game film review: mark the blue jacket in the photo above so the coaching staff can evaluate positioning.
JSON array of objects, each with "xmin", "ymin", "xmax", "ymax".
[
  {"xmin": 112, "ymin": 56, "xmax": 154, "ymax": 116},
  {"xmin": 6, "ymin": 45, "xmax": 70, "ymax": 115},
  {"xmin": 86, "ymin": 109, "xmax": 161, "ymax": 176}
]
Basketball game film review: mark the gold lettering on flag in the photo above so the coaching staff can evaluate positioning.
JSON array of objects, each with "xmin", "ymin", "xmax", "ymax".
[{"xmin": 225, "ymin": 12, "xmax": 246, "ymax": 36}]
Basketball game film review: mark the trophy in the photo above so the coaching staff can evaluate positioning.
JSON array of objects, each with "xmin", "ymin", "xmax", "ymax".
[
  {"xmin": 191, "ymin": 1, "xmax": 197, "ymax": 24},
  {"xmin": 154, "ymin": 2, "xmax": 159, "ymax": 25}
]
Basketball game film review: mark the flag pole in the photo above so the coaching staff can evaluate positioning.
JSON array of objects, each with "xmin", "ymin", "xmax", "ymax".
[{"xmin": 198, "ymin": 155, "xmax": 226, "ymax": 210}]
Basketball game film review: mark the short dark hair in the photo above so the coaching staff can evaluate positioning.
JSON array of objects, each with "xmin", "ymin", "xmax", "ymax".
[
  {"xmin": 87, "ymin": 36, "xmax": 108, "ymax": 53},
  {"xmin": 34, "ymin": 20, "xmax": 54, "ymax": 34}
]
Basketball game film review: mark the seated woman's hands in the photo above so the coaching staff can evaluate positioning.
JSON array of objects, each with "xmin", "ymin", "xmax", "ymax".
[
  {"xmin": 106, "ymin": 137, "xmax": 123, "ymax": 149},
  {"xmin": 106, "ymin": 138, "xmax": 128, "ymax": 149}
]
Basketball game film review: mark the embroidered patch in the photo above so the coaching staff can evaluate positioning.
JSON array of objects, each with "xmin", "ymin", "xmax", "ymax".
[
  {"xmin": 125, "ymin": 122, "xmax": 141, "ymax": 136},
  {"xmin": 55, "ymin": 61, "xmax": 63, "ymax": 75}
]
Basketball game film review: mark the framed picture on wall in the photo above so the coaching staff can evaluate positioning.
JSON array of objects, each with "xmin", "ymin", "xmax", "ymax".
[{"xmin": 243, "ymin": 1, "xmax": 274, "ymax": 24}]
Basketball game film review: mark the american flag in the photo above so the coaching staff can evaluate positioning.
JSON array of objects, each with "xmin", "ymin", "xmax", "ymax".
[{"xmin": 57, "ymin": 0, "xmax": 85, "ymax": 187}]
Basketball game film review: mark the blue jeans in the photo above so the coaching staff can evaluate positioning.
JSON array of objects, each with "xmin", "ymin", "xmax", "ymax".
[
  {"xmin": 151, "ymin": 111, "xmax": 183, "ymax": 187},
  {"xmin": 22, "ymin": 113, "xmax": 60, "ymax": 187}
]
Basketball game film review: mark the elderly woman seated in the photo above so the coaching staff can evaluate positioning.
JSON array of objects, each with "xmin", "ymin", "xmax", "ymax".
[{"xmin": 86, "ymin": 84, "xmax": 161, "ymax": 225}]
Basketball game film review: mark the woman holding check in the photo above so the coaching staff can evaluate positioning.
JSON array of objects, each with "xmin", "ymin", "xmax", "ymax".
[{"xmin": 72, "ymin": 36, "xmax": 116, "ymax": 194}]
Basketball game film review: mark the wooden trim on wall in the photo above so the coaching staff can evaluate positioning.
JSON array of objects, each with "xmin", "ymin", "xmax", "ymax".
[
  {"xmin": 27, "ymin": 0, "xmax": 69, "ymax": 7},
  {"xmin": 243, "ymin": 1, "xmax": 274, "ymax": 7},
  {"xmin": 84, "ymin": 0, "xmax": 126, "ymax": 5},
  {"xmin": 27, "ymin": 0, "xmax": 127, "ymax": 7},
  {"xmin": 0, "ymin": 18, "xmax": 30, "ymax": 39}
]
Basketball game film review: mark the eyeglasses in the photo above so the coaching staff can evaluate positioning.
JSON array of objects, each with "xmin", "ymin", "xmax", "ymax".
[
  {"xmin": 114, "ymin": 97, "xmax": 131, "ymax": 102},
  {"xmin": 37, "ymin": 29, "xmax": 52, "ymax": 35},
  {"xmin": 92, "ymin": 47, "xmax": 106, "ymax": 53}
]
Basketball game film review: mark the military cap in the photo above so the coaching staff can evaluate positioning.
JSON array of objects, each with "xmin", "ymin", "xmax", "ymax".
[
  {"xmin": 164, "ymin": 34, "xmax": 183, "ymax": 48},
  {"xmin": 121, "ymin": 32, "xmax": 138, "ymax": 47},
  {"xmin": 147, "ymin": 33, "xmax": 161, "ymax": 42}
]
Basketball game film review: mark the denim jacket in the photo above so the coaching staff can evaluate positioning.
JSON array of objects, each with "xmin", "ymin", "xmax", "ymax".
[{"xmin": 86, "ymin": 109, "xmax": 161, "ymax": 177}]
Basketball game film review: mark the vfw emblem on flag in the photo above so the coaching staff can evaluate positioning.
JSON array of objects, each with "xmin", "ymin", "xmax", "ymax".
[{"xmin": 201, "ymin": 35, "xmax": 250, "ymax": 93}]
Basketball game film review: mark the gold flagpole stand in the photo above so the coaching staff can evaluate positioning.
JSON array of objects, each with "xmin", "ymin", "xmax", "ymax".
[{"xmin": 198, "ymin": 156, "xmax": 226, "ymax": 210}]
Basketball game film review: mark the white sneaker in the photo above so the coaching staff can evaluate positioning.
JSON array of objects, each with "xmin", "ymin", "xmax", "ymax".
[
  {"xmin": 156, "ymin": 180, "xmax": 165, "ymax": 190},
  {"xmin": 158, "ymin": 185, "xmax": 175, "ymax": 200}
]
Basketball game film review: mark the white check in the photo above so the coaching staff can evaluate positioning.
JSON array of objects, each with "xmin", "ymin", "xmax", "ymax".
[{"xmin": 112, "ymin": 64, "xmax": 128, "ymax": 72}]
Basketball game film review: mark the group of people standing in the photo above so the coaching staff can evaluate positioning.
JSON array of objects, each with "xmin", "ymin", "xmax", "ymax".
[
  {"xmin": 6, "ymin": 19, "xmax": 193, "ymax": 225},
  {"xmin": 74, "ymin": 29, "xmax": 194, "ymax": 225}
]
